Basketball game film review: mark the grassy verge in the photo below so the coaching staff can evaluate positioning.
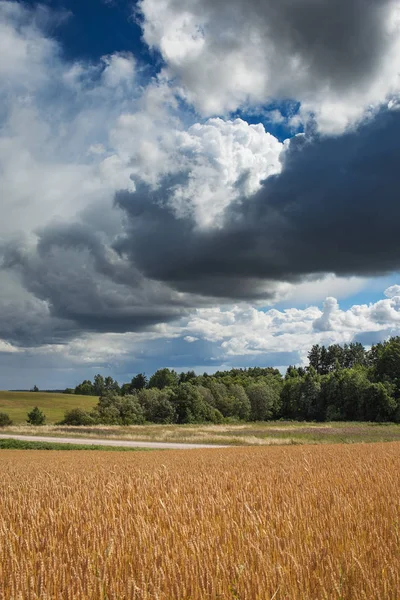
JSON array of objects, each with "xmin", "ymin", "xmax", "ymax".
[{"xmin": 0, "ymin": 439, "xmax": 149, "ymax": 451}]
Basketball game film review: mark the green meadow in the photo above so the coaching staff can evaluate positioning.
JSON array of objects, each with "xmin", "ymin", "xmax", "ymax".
[{"xmin": 0, "ymin": 391, "xmax": 98, "ymax": 424}]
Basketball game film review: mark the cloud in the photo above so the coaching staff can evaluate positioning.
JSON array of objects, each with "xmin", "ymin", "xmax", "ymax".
[
  {"xmin": 139, "ymin": 0, "xmax": 400, "ymax": 132},
  {"xmin": 0, "ymin": 1, "xmax": 148, "ymax": 240},
  {"xmin": 180, "ymin": 287, "xmax": 400, "ymax": 362},
  {"xmin": 275, "ymin": 275, "xmax": 368, "ymax": 307},
  {"xmin": 313, "ymin": 298, "xmax": 341, "ymax": 332},
  {"xmin": 0, "ymin": 221, "xmax": 200, "ymax": 346},
  {"xmin": 169, "ymin": 118, "xmax": 283, "ymax": 226},
  {"xmin": 3, "ymin": 106, "xmax": 400, "ymax": 348},
  {"xmin": 0, "ymin": 2, "xmax": 198, "ymax": 347},
  {"xmin": 101, "ymin": 52, "xmax": 136, "ymax": 88},
  {"xmin": 3, "ymin": 284, "xmax": 400, "ymax": 388},
  {"xmin": 114, "ymin": 110, "xmax": 400, "ymax": 298},
  {"xmin": 385, "ymin": 284, "xmax": 400, "ymax": 298},
  {"xmin": 0, "ymin": 1, "xmax": 60, "ymax": 88}
]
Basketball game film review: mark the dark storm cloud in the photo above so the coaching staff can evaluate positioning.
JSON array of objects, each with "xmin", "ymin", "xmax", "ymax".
[
  {"xmin": 0, "ymin": 221, "xmax": 194, "ymax": 345},
  {"xmin": 141, "ymin": 0, "xmax": 396, "ymax": 113},
  {"xmin": 115, "ymin": 109, "xmax": 400, "ymax": 297},
  {"xmin": 240, "ymin": 0, "xmax": 390, "ymax": 89}
]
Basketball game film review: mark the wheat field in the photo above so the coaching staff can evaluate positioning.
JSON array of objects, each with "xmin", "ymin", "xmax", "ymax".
[{"xmin": 1, "ymin": 444, "xmax": 400, "ymax": 599}]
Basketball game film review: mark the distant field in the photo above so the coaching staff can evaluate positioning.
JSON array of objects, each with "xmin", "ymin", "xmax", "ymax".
[
  {"xmin": 0, "ymin": 391, "xmax": 98, "ymax": 424},
  {"xmin": 1, "ymin": 443, "xmax": 400, "ymax": 598}
]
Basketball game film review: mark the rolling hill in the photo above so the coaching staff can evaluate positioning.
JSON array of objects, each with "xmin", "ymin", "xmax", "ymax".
[{"xmin": 0, "ymin": 391, "xmax": 98, "ymax": 424}]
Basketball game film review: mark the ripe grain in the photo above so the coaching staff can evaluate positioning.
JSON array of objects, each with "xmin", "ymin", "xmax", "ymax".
[{"xmin": 1, "ymin": 443, "xmax": 399, "ymax": 599}]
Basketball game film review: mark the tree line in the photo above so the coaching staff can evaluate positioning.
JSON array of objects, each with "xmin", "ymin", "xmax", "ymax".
[{"xmin": 54, "ymin": 337, "xmax": 400, "ymax": 425}]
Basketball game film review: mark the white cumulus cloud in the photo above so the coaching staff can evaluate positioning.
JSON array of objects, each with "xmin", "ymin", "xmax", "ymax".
[{"xmin": 179, "ymin": 286, "xmax": 400, "ymax": 363}]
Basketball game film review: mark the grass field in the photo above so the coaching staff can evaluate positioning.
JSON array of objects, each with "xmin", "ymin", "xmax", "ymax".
[
  {"xmin": 1, "ymin": 442, "xmax": 400, "ymax": 599},
  {"xmin": 3, "ymin": 420, "xmax": 400, "ymax": 446},
  {"xmin": 0, "ymin": 390, "xmax": 98, "ymax": 424}
]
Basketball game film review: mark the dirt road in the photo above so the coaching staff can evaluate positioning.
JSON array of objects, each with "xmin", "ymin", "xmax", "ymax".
[{"xmin": 0, "ymin": 433, "xmax": 227, "ymax": 450}]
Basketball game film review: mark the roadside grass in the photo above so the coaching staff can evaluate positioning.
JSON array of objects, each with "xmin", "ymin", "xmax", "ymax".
[
  {"xmin": 0, "ymin": 391, "xmax": 98, "ymax": 424},
  {"xmin": 2, "ymin": 421, "xmax": 400, "ymax": 446},
  {"xmin": 0, "ymin": 438, "xmax": 149, "ymax": 451}
]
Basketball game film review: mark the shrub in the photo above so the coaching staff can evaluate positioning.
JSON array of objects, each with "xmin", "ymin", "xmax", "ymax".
[
  {"xmin": 27, "ymin": 406, "xmax": 46, "ymax": 426},
  {"xmin": 60, "ymin": 409, "xmax": 96, "ymax": 426},
  {"xmin": 93, "ymin": 393, "xmax": 145, "ymax": 425},
  {"xmin": 0, "ymin": 413, "xmax": 12, "ymax": 427}
]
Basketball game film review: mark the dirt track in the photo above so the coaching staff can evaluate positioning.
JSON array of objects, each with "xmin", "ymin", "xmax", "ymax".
[{"xmin": 0, "ymin": 433, "xmax": 227, "ymax": 449}]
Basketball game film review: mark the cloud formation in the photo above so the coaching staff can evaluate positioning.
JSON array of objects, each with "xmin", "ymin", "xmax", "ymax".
[
  {"xmin": 139, "ymin": 0, "xmax": 400, "ymax": 132},
  {"xmin": 115, "ymin": 110, "xmax": 400, "ymax": 298},
  {"xmin": 3, "ymin": 284, "xmax": 400, "ymax": 389},
  {"xmin": 174, "ymin": 286, "xmax": 400, "ymax": 370}
]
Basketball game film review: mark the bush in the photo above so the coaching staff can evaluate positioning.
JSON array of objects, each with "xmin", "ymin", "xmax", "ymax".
[
  {"xmin": 0, "ymin": 412, "xmax": 13, "ymax": 427},
  {"xmin": 137, "ymin": 389, "xmax": 176, "ymax": 423},
  {"xmin": 93, "ymin": 393, "xmax": 145, "ymax": 425},
  {"xmin": 60, "ymin": 409, "xmax": 96, "ymax": 426},
  {"xmin": 207, "ymin": 407, "xmax": 224, "ymax": 424},
  {"xmin": 27, "ymin": 406, "xmax": 46, "ymax": 426}
]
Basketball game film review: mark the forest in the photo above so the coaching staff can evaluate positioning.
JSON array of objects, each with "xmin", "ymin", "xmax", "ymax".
[{"xmin": 59, "ymin": 337, "xmax": 400, "ymax": 425}]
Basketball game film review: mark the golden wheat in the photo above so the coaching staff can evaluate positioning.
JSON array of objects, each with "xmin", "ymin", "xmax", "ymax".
[{"xmin": 1, "ymin": 443, "xmax": 400, "ymax": 599}]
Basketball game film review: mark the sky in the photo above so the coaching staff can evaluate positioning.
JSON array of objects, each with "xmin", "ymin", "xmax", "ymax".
[{"xmin": 2, "ymin": 0, "xmax": 400, "ymax": 389}]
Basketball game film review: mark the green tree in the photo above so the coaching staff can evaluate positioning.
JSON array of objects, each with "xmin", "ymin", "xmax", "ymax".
[
  {"xmin": 343, "ymin": 342, "xmax": 367, "ymax": 369},
  {"xmin": 281, "ymin": 376, "xmax": 303, "ymax": 419},
  {"xmin": 170, "ymin": 383, "xmax": 220, "ymax": 424},
  {"xmin": 104, "ymin": 376, "xmax": 120, "ymax": 395},
  {"xmin": 148, "ymin": 368, "xmax": 179, "ymax": 390},
  {"xmin": 228, "ymin": 384, "xmax": 251, "ymax": 420},
  {"xmin": 326, "ymin": 344, "xmax": 345, "ymax": 371},
  {"xmin": 137, "ymin": 388, "xmax": 175, "ymax": 423},
  {"xmin": 203, "ymin": 379, "xmax": 250, "ymax": 419},
  {"xmin": 74, "ymin": 380, "xmax": 94, "ymax": 396},
  {"xmin": 321, "ymin": 369, "xmax": 370, "ymax": 421},
  {"xmin": 94, "ymin": 393, "xmax": 145, "ymax": 425},
  {"xmin": 93, "ymin": 374, "xmax": 105, "ymax": 396},
  {"xmin": 117, "ymin": 395, "xmax": 145, "ymax": 425},
  {"xmin": 308, "ymin": 345, "xmax": 323, "ymax": 373},
  {"xmin": 360, "ymin": 382, "xmax": 396, "ymax": 422},
  {"xmin": 178, "ymin": 371, "xmax": 197, "ymax": 384},
  {"xmin": 206, "ymin": 380, "xmax": 228, "ymax": 409},
  {"xmin": 0, "ymin": 413, "xmax": 12, "ymax": 427},
  {"xmin": 196, "ymin": 385, "xmax": 215, "ymax": 407},
  {"xmin": 130, "ymin": 373, "xmax": 148, "ymax": 391},
  {"xmin": 247, "ymin": 382, "xmax": 280, "ymax": 421},
  {"xmin": 120, "ymin": 383, "xmax": 131, "ymax": 396},
  {"xmin": 207, "ymin": 380, "xmax": 236, "ymax": 418},
  {"xmin": 297, "ymin": 371, "xmax": 322, "ymax": 420},
  {"xmin": 27, "ymin": 406, "xmax": 46, "ymax": 425},
  {"xmin": 285, "ymin": 366, "xmax": 304, "ymax": 379},
  {"xmin": 371, "ymin": 337, "xmax": 400, "ymax": 393}
]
